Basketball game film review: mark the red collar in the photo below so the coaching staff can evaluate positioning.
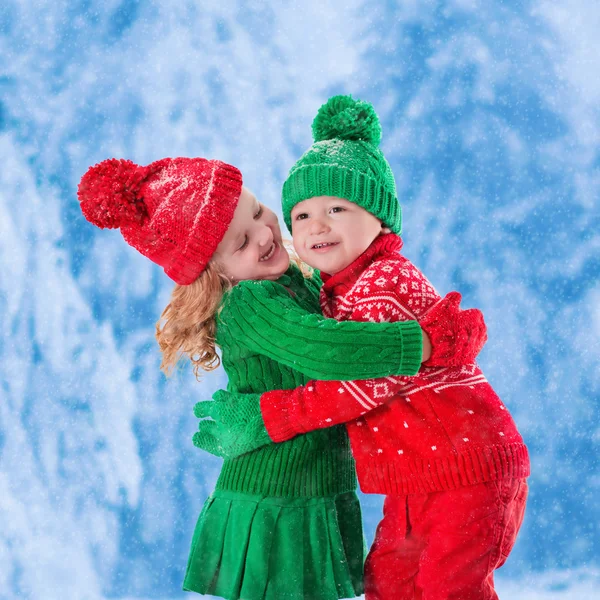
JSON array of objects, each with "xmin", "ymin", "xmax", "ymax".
[{"xmin": 320, "ymin": 233, "xmax": 403, "ymax": 296}]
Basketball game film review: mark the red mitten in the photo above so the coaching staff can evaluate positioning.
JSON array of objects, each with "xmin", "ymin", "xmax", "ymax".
[{"xmin": 421, "ymin": 292, "xmax": 488, "ymax": 367}]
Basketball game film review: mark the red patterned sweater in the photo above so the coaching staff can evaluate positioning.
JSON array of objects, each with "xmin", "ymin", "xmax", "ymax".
[{"xmin": 261, "ymin": 234, "xmax": 530, "ymax": 495}]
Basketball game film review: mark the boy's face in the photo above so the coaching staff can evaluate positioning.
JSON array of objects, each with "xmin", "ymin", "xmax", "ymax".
[{"xmin": 291, "ymin": 196, "xmax": 386, "ymax": 275}]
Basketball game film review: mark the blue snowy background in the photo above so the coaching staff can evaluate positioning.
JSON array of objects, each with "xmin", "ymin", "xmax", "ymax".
[{"xmin": 1, "ymin": 1, "xmax": 599, "ymax": 599}]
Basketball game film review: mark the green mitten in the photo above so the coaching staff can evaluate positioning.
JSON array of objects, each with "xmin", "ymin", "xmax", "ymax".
[{"xmin": 192, "ymin": 389, "xmax": 273, "ymax": 459}]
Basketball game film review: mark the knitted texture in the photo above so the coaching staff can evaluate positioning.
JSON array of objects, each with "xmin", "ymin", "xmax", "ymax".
[
  {"xmin": 421, "ymin": 291, "xmax": 488, "ymax": 367},
  {"xmin": 260, "ymin": 234, "xmax": 530, "ymax": 495},
  {"xmin": 209, "ymin": 262, "xmax": 424, "ymax": 497},
  {"xmin": 281, "ymin": 95, "xmax": 401, "ymax": 234},
  {"xmin": 192, "ymin": 390, "xmax": 271, "ymax": 459},
  {"xmin": 78, "ymin": 157, "xmax": 243, "ymax": 285}
]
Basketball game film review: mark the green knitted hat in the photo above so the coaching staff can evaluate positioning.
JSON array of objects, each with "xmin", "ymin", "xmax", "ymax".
[{"xmin": 282, "ymin": 95, "xmax": 401, "ymax": 234}]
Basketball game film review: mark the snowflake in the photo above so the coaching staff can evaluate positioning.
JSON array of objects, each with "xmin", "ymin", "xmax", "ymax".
[
  {"xmin": 397, "ymin": 449, "xmax": 404, "ymax": 455},
  {"xmin": 377, "ymin": 449, "xmax": 383, "ymax": 454},
  {"xmin": 404, "ymin": 421, "xmax": 409, "ymax": 428},
  {"xmin": 431, "ymin": 446, "xmax": 437, "ymax": 451},
  {"xmin": 325, "ymin": 418, "xmax": 332, "ymax": 423},
  {"xmin": 373, "ymin": 427, "xmax": 379, "ymax": 432},
  {"xmin": 463, "ymin": 437, "xmax": 469, "ymax": 442}
]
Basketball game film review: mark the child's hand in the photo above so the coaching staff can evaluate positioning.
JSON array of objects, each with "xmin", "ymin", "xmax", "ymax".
[
  {"xmin": 192, "ymin": 390, "xmax": 273, "ymax": 458},
  {"xmin": 420, "ymin": 292, "xmax": 487, "ymax": 367}
]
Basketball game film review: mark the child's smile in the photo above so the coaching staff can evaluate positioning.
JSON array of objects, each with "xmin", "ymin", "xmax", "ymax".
[
  {"xmin": 311, "ymin": 241, "xmax": 340, "ymax": 252},
  {"xmin": 259, "ymin": 240, "xmax": 279, "ymax": 261}
]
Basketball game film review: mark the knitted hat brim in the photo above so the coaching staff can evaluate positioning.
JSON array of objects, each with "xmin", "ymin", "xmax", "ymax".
[{"xmin": 282, "ymin": 165, "xmax": 401, "ymax": 235}]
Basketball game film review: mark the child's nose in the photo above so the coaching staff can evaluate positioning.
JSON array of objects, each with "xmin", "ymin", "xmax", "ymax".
[
  {"xmin": 309, "ymin": 217, "xmax": 330, "ymax": 235},
  {"xmin": 257, "ymin": 227, "xmax": 273, "ymax": 248}
]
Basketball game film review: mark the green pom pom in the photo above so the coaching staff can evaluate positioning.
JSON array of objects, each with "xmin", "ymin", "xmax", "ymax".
[{"xmin": 312, "ymin": 95, "xmax": 382, "ymax": 146}]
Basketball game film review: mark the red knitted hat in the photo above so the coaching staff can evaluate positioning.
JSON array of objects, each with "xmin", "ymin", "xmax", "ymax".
[{"xmin": 77, "ymin": 157, "xmax": 243, "ymax": 285}]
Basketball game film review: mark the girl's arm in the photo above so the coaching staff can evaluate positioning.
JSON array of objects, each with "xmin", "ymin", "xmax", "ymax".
[{"xmin": 219, "ymin": 280, "xmax": 423, "ymax": 381}]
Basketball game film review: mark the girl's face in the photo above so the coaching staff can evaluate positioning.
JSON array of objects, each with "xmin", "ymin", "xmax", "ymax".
[{"xmin": 214, "ymin": 186, "xmax": 290, "ymax": 282}]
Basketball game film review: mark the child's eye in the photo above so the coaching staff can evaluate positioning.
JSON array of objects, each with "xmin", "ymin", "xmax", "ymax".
[
  {"xmin": 254, "ymin": 205, "xmax": 263, "ymax": 219},
  {"xmin": 239, "ymin": 236, "xmax": 249, "ymax": 251},
  {"xmin": 295, "ymin": 213, "xmax": 309, "ymax": 221},
  {"xmin": 330, "ymin": 206, "xmax": 345, "ymax": 213}
]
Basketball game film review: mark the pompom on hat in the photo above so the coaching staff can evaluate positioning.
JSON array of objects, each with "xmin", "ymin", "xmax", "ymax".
[
  {"xmin": 282, "ymin": 94, "xmax": 401, "ymax": 234},
  {"xmin": 78, "ymin": 157, "xmax": 243, "ymax": 285}
]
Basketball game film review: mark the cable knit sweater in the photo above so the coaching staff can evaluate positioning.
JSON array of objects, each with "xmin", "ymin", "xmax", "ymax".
[
  {"xmin": 261, "ymin": 234, "xmax": 530, "ymax": 495},
  {"xmin": 212, "ymin": 260, "xmax": 424, "ymax": 498}
]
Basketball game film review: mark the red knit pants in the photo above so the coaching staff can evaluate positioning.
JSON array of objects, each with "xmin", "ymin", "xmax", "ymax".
[{"xmin": 364, "ymin": 478, "xmax": 528, "ymax": 600}]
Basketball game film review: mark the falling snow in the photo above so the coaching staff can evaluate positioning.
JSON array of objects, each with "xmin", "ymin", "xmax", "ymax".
[{"xmin": 1, "ymin": 1, "xmax": 598, "ymax": 599}]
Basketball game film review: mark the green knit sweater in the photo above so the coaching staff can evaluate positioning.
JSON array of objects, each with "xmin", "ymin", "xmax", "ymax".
[{"xmin": 213, "ymin": 263, "xmax": 422, "ymax": 498}]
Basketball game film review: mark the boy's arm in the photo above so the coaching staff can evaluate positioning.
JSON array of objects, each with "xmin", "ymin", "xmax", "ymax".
[
  {"xmin": 222, "ymin": 280, "xmax": 423, "ymax": 381},
  {"xmin": 192, "ymin": 370, "xmax": 413, "ymax": 457},
  {"xmin": 261, "ymin": 373, "xmax": 411, "ymax": 441}
]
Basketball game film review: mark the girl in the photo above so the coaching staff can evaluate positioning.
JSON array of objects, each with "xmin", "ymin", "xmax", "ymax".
[{"xmin": 77, "ymin": 156, "xmax": 480, "ymax": 600}]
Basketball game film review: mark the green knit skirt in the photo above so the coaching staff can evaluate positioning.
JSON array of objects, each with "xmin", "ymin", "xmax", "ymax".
[{"xmin": 182, "ymin": 489, "xmax": 365, "ymax": 600}]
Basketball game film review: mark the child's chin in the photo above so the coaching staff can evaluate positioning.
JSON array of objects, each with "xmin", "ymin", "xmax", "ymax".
[
  {"xmin": 312, "ymin": 258, "xmax": 341, "ymax": 274},
  {"xmin": 269, "ymin": 251, "xmax": 290, "ymax": 276}
]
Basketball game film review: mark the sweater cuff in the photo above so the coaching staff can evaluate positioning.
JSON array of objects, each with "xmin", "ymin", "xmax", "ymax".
[
  {"xmin": 397, "ymin": 320, "xmax": 423, "ymax": 376},
  {"xmin": 260, "ymin": 390, "xmax": 302, "ymax": 443}
]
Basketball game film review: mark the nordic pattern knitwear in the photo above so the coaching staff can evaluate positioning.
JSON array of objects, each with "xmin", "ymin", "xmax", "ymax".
[
  {"xmin": 261, "ymin": 234, "xmax": 530, "ymax": 495},
  {"xmin": 212, "ymin": 262, "xmax": 424, "ymax": 497},
  {"xmin": 78, "ymin": 157, "xmax": 243, "ymax": 285},
  {"xmin": 282, "ymin": 95, "xmax": 401, "ymax": 234}
]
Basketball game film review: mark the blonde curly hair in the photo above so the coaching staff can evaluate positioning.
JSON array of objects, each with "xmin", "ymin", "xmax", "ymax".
[{"xmin": 155, "ymin": 242, "xmax": 311, "ymax": 380}]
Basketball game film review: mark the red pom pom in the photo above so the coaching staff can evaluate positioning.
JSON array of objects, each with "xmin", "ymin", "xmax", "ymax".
[{"xmin": 78, "ymin": 158, "xmax": 148, "ymax": 229}]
